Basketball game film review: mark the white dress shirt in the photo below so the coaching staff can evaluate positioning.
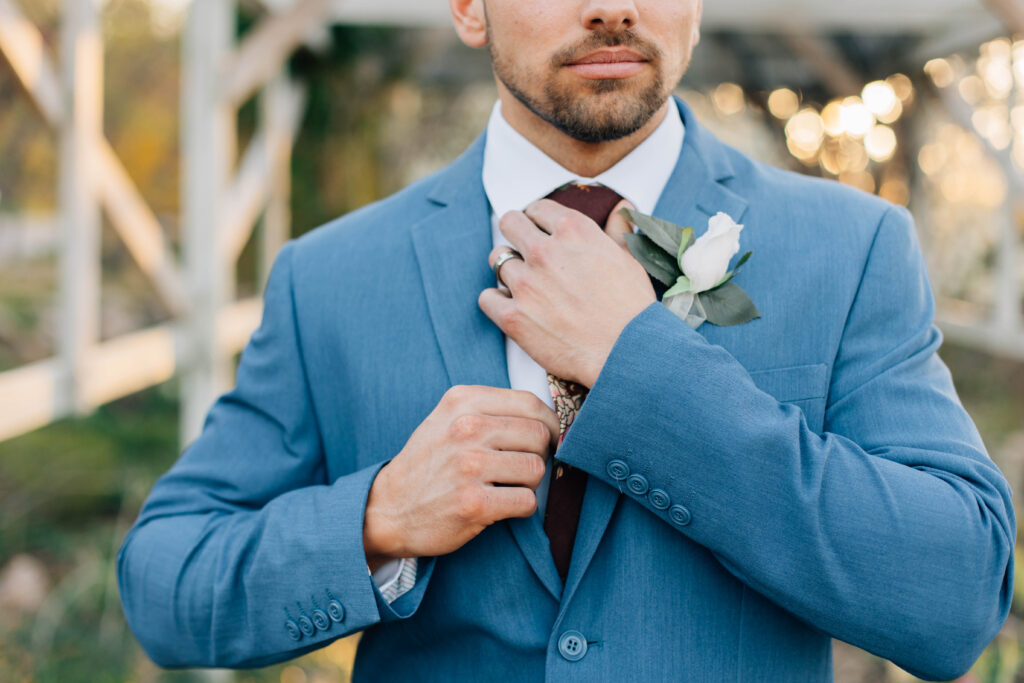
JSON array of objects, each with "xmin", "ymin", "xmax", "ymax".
[{"xmin": 372, "ymin": 98, "xmax": 685, "ymax": 601}]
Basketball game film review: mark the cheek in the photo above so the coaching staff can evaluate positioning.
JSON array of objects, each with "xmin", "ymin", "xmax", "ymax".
[
  {"xmin": 645, "ymin": 2, "xmax": 702, "ymax": 57},
  {"xmin": 489, "ymin": 3, "xmax": 579, "ymax": 61}
]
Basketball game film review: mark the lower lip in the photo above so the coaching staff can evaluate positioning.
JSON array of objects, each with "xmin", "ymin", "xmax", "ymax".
[{"xmin": 565, "ymin": 61, "xmax": 646, "ymax": 79}]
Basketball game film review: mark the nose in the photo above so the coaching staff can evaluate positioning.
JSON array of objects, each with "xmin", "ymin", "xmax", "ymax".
[{"xmin": 581, "ymin": 0, "xmax": 639, "ymax": 33}]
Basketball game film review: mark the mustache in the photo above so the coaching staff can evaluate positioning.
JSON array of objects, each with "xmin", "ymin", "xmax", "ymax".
[{"xmin": 550, "ymin": 30, "xmax": 662, "ymax": 67}]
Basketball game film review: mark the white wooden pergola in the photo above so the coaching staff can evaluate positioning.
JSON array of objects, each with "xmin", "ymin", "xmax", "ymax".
[{"xmin": 0, "ymin": 0, "xmax": 1021, "ymax": 447}]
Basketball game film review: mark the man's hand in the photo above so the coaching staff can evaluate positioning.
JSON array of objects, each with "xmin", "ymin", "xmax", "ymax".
[
  {"xmin": 479, "ymin": 198, "xmax": 656, "ymax": 389},
  {"xmin": 363, "ymin": 385, "xmax": 560, "ymax": 571}
]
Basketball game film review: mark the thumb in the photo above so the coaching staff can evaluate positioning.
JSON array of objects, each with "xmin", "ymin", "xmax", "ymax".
[{"xmin": 604, "ymin": 199, "xmax": 637, "ymax": 252}]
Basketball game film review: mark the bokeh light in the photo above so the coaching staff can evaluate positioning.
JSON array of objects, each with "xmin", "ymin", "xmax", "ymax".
[
  {"xmin": 768, "ymin": 88, "xmax": 800, "ymax": 119},
  {"xmin": 711, "ymin": 82, "xmax": 746, "ymax": 116},
  {"xmin": 864, "ymin": 125, "xmax": 897, "ymax": 162}
]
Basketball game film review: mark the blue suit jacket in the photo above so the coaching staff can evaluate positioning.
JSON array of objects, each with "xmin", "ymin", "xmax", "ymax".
[{"xmin": 117, "ymin": 97, "xmax": 1015, "ymax": 681}]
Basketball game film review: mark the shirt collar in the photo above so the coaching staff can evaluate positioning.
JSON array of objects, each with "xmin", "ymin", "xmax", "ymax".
[{"xmin": 481, "ymin": 97, "xmax": 685, "ymax": 221}]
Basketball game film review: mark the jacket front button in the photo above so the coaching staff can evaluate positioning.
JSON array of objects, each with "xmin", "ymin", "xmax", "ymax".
[
  {"xmin": 297, "ymin": 614, "xmax": 316, "ymax": 637},
  {"xmin": 284, "ymin": 619, "xmax": 302, "ymax": 641},
  {"xmin": 648, "ymin": 488, "xmax": 671, "ymax": 510},
  {"xmin": 558, "ymin": 630, "xmax": 588, "ymax": 662},
  {"xmin": 327, "ymin": 599, "xmax": 346, "ymax": 623},
  {"xmin": 626, "ymin": 474, "xmax": 649, "ymax": 495},
  {"xmin": 311, "ymin": 609, "xmax": 330, "ymax": 631},
  {"xmin": 669, "ymin": 504, "xmax": 692, "ymax": 527},
  {"xmin": 606, "ymin": 459, "xmax": 630, "ymax": 481}
]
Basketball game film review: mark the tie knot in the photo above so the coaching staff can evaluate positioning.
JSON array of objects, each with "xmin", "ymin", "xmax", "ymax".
[{"xmin": 544, "ymin": 183, "xmax": 624, "ymax": 229}]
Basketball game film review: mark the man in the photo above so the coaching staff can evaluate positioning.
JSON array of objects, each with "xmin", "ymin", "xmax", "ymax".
[{"xmin": 117, "ymin": 0, "xmax": 1015, "ymax": 680}]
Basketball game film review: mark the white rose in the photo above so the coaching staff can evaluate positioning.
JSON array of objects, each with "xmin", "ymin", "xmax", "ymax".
[{"xmin": 679, "ymin": 212, "xmax": 743, "ymax": 293}]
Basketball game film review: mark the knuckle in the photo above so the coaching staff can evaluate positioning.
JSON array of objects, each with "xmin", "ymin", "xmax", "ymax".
[
  {"xmin": 457, "ymin": 487, "xmax": 485, "ymax": 521},
  {"xmin": 444, "ymin": 384, "xmax": 470, "ymax": 405},
  {"xmin": 524, "ymin": 242, "xmax": 547, "ymax": 265},
  {"xmin": 458, "ymin": 450, "xmax": 485, "ymax": 478},
  {"xmin": 556, "ymin": 214, "xmax": 578, "ymax": 233},
  {"xmin": 499, "ymin": 307, "xmax": 521, "ymax": 335},
  {"xmin": 450, "ymin": 413, "xmax": 483, "ymax": 440}
]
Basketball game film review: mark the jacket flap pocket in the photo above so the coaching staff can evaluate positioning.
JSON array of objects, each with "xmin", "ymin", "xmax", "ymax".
[{"xmin": 748, "ymin": 363, "xmax": 829, "ymax": 403}]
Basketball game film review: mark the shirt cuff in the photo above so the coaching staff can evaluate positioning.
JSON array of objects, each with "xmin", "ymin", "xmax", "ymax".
[{"xmin": 368, "ymin": 557, "xmax": 418, "ymax": 604}]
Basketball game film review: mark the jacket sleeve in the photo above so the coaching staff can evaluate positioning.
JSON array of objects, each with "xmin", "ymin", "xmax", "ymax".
[
  {"xmin": 116, "ymin": 241, "xmax": 435, "ymax": 669},
  {"xmin": 556, "ymin": 205, "xmax": 1015, "ymax": 682}
]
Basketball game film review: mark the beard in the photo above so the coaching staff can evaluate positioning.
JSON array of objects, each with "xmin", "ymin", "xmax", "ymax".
[{"xmin": 488, "ymin": 28, "xmax": 672, "ymax": 143}]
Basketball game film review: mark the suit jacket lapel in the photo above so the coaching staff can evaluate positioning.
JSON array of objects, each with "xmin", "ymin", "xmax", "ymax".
[
  {"xmin": 559, "ymin": 96, "xmax": 751, "ymax": 606},
  {"xmin": 410, "ymin": 134, "xmax": 565, "ymax": 601}
]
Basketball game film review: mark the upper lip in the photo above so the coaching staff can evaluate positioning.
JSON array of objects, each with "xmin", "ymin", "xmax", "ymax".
[{"xmin": 567, "ymin": 48, "xmax": 646, "ymax": 65}]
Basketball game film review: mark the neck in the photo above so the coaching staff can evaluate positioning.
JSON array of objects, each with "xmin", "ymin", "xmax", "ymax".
[{"xmin": 496, "ymin": 83, "xmax": 670, "ymax": 178}]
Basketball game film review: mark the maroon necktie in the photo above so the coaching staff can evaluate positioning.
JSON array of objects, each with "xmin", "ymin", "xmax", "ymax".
[{"xmin": 541, "ymin": 183, "xmax": 627, "ymax": 582}]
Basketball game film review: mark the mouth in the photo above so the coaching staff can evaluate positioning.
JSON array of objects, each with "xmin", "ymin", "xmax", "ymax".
[{"xmin": 565, "ymin": 48, "xmax": 648, "ymax": 80}]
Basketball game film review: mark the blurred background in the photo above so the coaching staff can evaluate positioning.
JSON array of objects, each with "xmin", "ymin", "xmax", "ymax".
[{"xmin": 1, "ymin": 0, "xmax": 1023, "ymax": 681}]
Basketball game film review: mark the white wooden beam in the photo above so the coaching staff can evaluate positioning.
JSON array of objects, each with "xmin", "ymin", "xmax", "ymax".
[
  {"xmin": 260, "ymin": 76, "xmax": 300, "ymax": 286},
  {"xmin": 221, "ymin": 77, "xmax": 305, "ymax": 264},
  {"xmin": 1, "ymin": 0, "xmax": 186, "ymax": 316},
  {"xmin": 94, "ymin": 139, "xmax": 189, "ymax": 316},
  {"xmin": 222, "ymin": 0, "xmax": 330, "ymax": 107},
  {"xmin": 181, "ymin": 0, "xmax": 238, "ymax": 445},
  {"xmin": 0, "ymin": 299, "xmax": 263, "ymax": 443},
  {"xmin": 931, "ymin": 82, "xmax": 1024, "ymax": 342},
  {"xmin": 0, "ymin": 0, "xmax": 60, "ymax": 125},
  {"xmin": 57, "ymin": 0, "xmax": 103, "ymax": 416}
]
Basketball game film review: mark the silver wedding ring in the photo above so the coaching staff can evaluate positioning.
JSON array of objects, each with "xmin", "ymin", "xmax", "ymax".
[{"xmin": 492, "ymin": 248, "xmax": 523, "ymax": 288}]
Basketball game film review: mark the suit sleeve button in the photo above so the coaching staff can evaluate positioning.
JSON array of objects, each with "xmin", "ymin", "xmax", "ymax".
[
  {"xmin": 311, "ymin": 609, "xmax": 331, "ymax": 631},
  {"xmin": 648, "ymin": 488, "xmax": 671, "ymax": 510},
  {"xmin": 327, "ymin": 599, "xmax": 346, "ymax": 623},
  {"xmin": 285, "ymin": 619, "xmax": 302, "ymax": 641},
  {"xmin": 606, "ymin": 459, "xmax": 630, "ymax": 481},
  {"xmin": 669, "ymin": 504, "xmax": 692, "ymax": 527},
  {"xmin": 626, "ymin": 474, "xmax": 649, "ymax": 495},
  {"xmin": 297, "ymin": 614, "xmax": 316, "ymax": 637}
]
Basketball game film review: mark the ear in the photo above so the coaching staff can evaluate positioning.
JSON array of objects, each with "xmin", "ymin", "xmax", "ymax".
[{"xmin": 450, "ymin": 0, "xmax": 488, "ymax": 49}]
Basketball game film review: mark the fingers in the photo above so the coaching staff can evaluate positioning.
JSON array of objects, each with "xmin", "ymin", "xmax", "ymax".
[
  {"xmin": 485, "ymin": 246, "xmax": 527, "ymax": 295},
  {"xmin": 496, "ymin": 209, "xmax": 549, "ymax": 255},
  {"xmin": 477, "ymin": 286, "xmax": 518, "ymax": 337},
  {"xmin": 480, "ymin": 450, "xmax": 547, "ymax": 488},
  {"xmin": 478, "ymin": 415, "xmax": 556, "ymax": 455},
  {"xmin": 604, "ymin": 199, "xmax": 637, "ymax": 251},
  {"xmin": 523, "ymin": 198, "xmax": 600, "ymax": 237},
  {"xmin": 443, "ymin": 385, "xmax": 561, "ymax": 449},
  {"xmin": 485, "ymin": 485, "xmax": 539, "ymax": 521}
]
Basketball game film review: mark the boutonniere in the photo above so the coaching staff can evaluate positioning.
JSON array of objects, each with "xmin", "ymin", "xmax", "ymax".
[{"xmin": 619, "ymin": 209, "xmax": 761, "ymax": 330}]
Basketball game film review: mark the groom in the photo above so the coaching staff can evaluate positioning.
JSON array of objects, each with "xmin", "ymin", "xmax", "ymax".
[{"xmin": 118, "ymin": 0, "xmax": 1015, "ymax": 680}]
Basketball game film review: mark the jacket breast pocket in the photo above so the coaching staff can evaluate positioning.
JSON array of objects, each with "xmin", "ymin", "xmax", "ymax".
[{"xmin": 747, "ymin": 363, "xmax": 829, "ymax": 433}]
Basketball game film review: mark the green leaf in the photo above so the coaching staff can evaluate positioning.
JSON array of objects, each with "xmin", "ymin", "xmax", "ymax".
[
  {"xmin": 734, "ymin": 250, "xmax": 753, "ymax": 270},
  {"xmin": 663, "ymin": 275, "xmax": 692, "ymax": 298},
  {"xmin": 698, "ymin": 281, "xmax": 761, "ymax": 326},
  {"xmin": 712, "ymin": 250, "xmax": 754, "ymax": 289},
  {"xmin": 675, "ymin": 227, "xmax": 695, "ymax": 270},
  {"xmin": 624, "ymin": 233, "xmax": 681, "ymax": 286},
  {"xmin": 619, "ymin": 208, "xmax": 687, "ymax": 255}
]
